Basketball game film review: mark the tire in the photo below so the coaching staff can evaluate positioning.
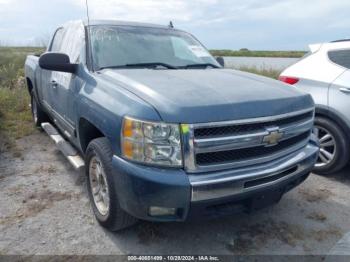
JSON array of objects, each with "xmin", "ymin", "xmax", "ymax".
[
  {"xmin": 30, "ymin": 90, "xmax": 49, "ymax": 127},
  {"xmin": 313, "ymin": 116, "xmax": 350, "ymax": 175},
  {"xmin": 85, "ymin": 137, "xmax": 138, "ymax": 231}
]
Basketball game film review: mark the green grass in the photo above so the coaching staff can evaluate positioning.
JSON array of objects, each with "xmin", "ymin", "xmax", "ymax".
[
  {"xmin": 210, "ymin": 49, "xmax": 306, "ymax": 58},
  {"xmin": 0, "ymin": 88, "xmax": 34, "ymax": 138},
  {"xmin": 0, "ymin": 47, "xmax": 44, "ymax": 151},
  {"xmin": 235, "ymin": 66, "xmax": 281, "ymax": 79},
  {"xmin": 0, "ymin": 47, "xmax": 44, "ymax": 88}
]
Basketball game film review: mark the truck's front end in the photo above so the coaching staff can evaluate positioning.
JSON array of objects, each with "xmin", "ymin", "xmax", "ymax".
[
  {"xmin": 84, "ymin": 21, "xmax": 319, "ymax": 226},
  {"xmin": 111, "ymin": 108, "xmax": 318, "ymax": 221}
]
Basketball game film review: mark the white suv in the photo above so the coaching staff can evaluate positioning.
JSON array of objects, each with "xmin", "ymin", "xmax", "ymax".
[{"xmin": 279, "ymin": 39, "xmax": 350, "ymax": 175}]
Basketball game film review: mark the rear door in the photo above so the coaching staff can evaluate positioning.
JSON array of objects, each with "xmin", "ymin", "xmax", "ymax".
[{"xmin": 328, "ymin": 49, "xmax": 350, "ymax": 126}]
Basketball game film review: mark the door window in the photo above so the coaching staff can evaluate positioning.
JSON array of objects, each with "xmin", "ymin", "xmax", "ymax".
[
  {"xmin": 59, "ymin": 21, "xmax": 85, "ymax": 63},
  {"xmin": 50, "ymin": 28, "xmax": 64, "ymax": 52}
]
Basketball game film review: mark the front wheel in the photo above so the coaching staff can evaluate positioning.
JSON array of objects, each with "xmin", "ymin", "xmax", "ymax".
[
  {"xmin": 86, "ymin": 137, "xmax": 138, "ymax": 231},
  {"xmin": 313, "ymin": 117, "xmax": 349, "ymax": 175}
]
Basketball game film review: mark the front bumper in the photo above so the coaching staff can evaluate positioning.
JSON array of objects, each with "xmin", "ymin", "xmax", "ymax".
[{"xmin": 111, "ymin": 138, "xmax": 319, "ymax": 222}]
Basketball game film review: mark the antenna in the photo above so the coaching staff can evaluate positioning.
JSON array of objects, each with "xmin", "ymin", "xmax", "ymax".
[
  {"xmin": 85, "ymin": 0, "xmax": 91, "ymax": 25},
  {"xmin": 85, "ymin": 0, "xmax": 94, "ymax": 71}
]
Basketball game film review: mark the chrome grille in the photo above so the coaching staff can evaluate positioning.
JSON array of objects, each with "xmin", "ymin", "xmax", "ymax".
[
  {"xmin": 196, "ymin": 132, "xmax": 310, "ymax": 165},
  {"xmin": 194, "ymin": 111, "xmax": 313, "ymax": 138},
  {"xmin": 182, "ymin": 108, "xmax": 314, "ymax": 173}
]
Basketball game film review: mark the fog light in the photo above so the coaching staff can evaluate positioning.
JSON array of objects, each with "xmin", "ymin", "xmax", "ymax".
[{"xmin": 149, "ymin": 206, "xmax": 177, "ymax": 217}]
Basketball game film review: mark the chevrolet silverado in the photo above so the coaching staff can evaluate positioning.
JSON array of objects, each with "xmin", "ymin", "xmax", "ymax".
[{"xmin": 24, "ymin": 20, "xmax": 319, "ymax": 231}]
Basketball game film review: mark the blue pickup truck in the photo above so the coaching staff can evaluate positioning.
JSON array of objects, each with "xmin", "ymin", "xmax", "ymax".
[{"xmin": 25, "ymin": 20, "xmax": 319, "ymax": 231}]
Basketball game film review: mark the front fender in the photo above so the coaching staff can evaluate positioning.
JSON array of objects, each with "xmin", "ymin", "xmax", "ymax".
[{"xmin": 76, "ymin": 75, "xmax": 161, "ymax": 155}]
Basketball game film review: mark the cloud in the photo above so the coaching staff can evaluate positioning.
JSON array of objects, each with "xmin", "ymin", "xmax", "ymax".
[
  {"xmin": 0, "ymin": 0, "xmax": 84, "ymax": 45},
  {"xmin": 74, "ymin": 0, "xmax": 220, "ymax": 23},
  {"xmin": 246, "ymin": 0, "xmax": 350, "ymax": 21},
  {"xmin": 0, "ymin": 0, "xmax": 349, "ymax": 48},
  {"xmin": 0, "ymin": 0, "xmax": 12, "ymax": 4},
  {"xmin": 73, "ymin": 0, "xmax": 350, "ymax": 26},
  {"xmin": 327, "ymin": 18, "xmax": 350, "ymax": 29}
]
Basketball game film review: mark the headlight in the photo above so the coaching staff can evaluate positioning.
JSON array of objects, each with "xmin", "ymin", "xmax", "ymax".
[{"xmin": 121, "ymin": 117, "xmax": 182, "ymax": 167}]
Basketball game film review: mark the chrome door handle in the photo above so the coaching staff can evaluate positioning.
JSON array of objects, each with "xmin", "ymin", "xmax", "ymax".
[
  {"xmin": 339, "ymin": 87, "xmax": 350, "ymax": 94},
  {"xmin": 51, "ymin": 80, "xmax": 58, "ymax": 89}
]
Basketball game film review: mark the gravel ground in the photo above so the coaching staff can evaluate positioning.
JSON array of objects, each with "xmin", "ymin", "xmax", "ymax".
[{"xmin": 0, "ymin": 130, "xmax": 349, "ymax": 255}]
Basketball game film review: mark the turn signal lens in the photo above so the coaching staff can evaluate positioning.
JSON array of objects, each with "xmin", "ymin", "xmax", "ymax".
[
  {"xmin": 122, "ymin": 140, "xmax": 144, "ymax": 161},
  {"xmin": 122, "ymin": 118, "xmax": 142, "ymax": 139},
  {"xmin": 122, "ymin": 140, "xmax": 133, "ymax": 158},
  {"xmin": 122, "ymin": 118, "xmax": 133, "ymax": 138}
]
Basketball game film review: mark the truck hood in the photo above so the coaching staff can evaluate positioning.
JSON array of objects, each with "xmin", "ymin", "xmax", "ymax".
[{"xmin": 99, "ymin": 69, "xmax": 313, "ymax": 123}]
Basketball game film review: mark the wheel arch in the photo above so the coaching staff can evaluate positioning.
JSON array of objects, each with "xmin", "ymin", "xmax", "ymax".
[
  {"xmin": 315, "ymin": 106, "xmax": 350, "ymax": 141},
  {"xmin": 78, "ymin": 118, "xmax": 106, "ymax": 153},
  {"xmin": 26, "ymin": 77, "xmax": 34, "ymax": 94}
]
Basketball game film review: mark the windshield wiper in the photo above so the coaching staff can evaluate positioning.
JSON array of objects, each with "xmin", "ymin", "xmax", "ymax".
[
  {"xmin": 180, "ymin": 63, "xmax": 220, "ymax": 69},
  {"xmin": 99, "ymin": 62, "xmax": 178, "ymax": 70}
]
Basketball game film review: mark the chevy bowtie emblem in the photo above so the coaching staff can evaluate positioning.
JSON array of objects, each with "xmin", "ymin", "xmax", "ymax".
[{"xmin": 263, "ymin": 128, "xmax": 284, "ymax": 145}]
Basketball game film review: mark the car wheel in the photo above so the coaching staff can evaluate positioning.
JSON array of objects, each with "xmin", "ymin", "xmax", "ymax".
[
  {"xmin": 313, "ymin": 117, "xmax": 350, "ymax": 175},
  {"xmin": 86, "ymin": 137, "xmax": 138, "ymax": 231},
  {"xmin": 30, "ymin": 90, "xmax": 49, "ymax": 127}
]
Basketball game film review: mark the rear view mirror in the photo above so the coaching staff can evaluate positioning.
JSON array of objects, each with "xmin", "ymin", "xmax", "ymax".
[
  {"xmin": 216, "ymin": 56, "xmax": 225, "ymax": 67},
  {"xmin": 39, "ymin": 52, "xmax": 78, "ymax": 73}
]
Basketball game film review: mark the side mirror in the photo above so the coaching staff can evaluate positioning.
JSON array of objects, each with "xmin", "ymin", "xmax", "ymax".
[
  {"xmin": 39, "ymin": 52, "xmax": 78, "ymax": 73},
  {"xmin": 216, "ymin": 56, "xmax": 225, "ymax": 67}
]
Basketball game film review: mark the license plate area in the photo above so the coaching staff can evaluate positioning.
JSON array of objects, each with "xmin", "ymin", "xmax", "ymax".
[{"xmin": 249, "ymin": 190, "xmax": 283, "ymax": 210}]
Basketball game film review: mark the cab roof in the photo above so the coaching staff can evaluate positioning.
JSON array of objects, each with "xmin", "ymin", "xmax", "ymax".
[{"xmin": 82, "ymin": 19, "xmax": 172, "ymax": 29}]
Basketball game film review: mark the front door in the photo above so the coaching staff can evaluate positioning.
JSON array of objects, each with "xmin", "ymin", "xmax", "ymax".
[
  {"xmin": 49, "ymin": 71, "xmax": 76, "ymax": 138},
  {"xmin": 47, "ymin": 21, "xmax": 85, "ymax": 139},
  {"xmin": 40, "ymin": 27, "xmax": 64, "ymax": 111}
]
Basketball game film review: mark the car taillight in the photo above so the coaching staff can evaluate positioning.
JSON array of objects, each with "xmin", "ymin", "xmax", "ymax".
[{"xmin": 278, "ymin": 76, "xmax": 299, "ymax": 85}]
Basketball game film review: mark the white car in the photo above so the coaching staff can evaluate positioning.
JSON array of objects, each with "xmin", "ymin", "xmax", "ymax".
[{"xmin": 279, "ymin": 39, "xmax": 350, "ymax": 175}]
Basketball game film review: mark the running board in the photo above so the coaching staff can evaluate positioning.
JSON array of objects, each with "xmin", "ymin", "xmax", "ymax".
[{"xmin": 41, "ymin": 122, "xmax": 85, "ymax": 171}]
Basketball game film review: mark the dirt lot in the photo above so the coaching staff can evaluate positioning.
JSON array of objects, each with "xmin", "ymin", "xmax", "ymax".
[{"xmin": 0, "ymin": 130, "xmax": 349, "ymax": 255}]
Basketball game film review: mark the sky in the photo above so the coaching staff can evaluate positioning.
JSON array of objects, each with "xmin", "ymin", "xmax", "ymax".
[{"xmin": 0, "ymin": 0, "xmax": 349, "ymax": 50}]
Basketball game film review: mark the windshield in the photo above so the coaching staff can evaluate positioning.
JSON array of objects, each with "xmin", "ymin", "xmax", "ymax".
[{"xmin": 90, "ymin": 25, "xmax": 220, "ymax": 70}]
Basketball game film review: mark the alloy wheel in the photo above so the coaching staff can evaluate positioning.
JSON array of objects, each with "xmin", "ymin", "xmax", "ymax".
[
  {"xmin": 32, "ymin": 96, "xmax": 38, "ymax": 123},
  {"xmin": 313, "ymin": 125, "xmax": 336, "ymax": 167},
  {"xmin": 89, "ymin": 156, "xmax": 110, "ymax": 216}
]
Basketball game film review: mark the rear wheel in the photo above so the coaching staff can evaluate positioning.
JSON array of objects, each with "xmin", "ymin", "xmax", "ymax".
[
  {"xmin": 30, "ymin": 91, "xmax": 49, "ymax": 127},
  {"xmin": 313, "ymin": 117, "xmax": 349, "ymax": 175},
  {"xmin": 86, "ymin": 137, "xmax": 138, "ymax": 231}
]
